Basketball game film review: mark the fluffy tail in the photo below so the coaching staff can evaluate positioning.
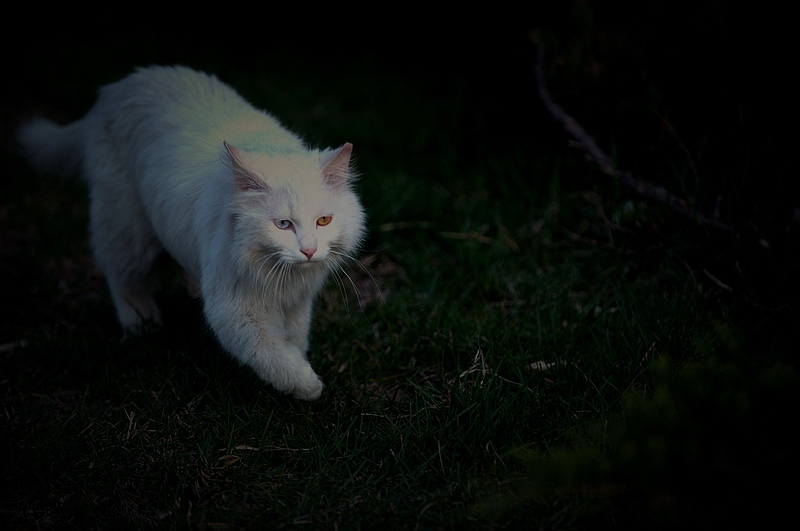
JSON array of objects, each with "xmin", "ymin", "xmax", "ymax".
[{"xmin": 17, "ymin": 117, "xmax": 87, "ymax": 177}]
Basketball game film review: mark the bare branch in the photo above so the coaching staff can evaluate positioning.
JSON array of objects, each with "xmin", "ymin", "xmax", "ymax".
[{"xmin": 534, "ymin": 47, "xmax": 734, "ymax": 234}]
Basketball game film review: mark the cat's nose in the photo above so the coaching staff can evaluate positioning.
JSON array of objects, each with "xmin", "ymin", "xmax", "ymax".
[{"xmin": 300, "ymin": 247, "xmax": 316, "ymax": 260}]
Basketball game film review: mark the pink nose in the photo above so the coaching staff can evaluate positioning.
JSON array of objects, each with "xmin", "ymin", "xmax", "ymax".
[{"xmin": 300, "ymin": 247, "xmax": 316, "ymax": 260}]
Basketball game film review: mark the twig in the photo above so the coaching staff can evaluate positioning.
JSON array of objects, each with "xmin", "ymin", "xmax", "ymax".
[
  {"xmin": 701, "ymin": 268, "xmax": 733, "ymax": 292},
  {"xmin": 534, "ymin": 47, "xmax": 734, "ymax": 234},
  {"xmin": 565, "ymin": 229, "xmax": 636, "ymax": 255},
  {"xmin": 702, "ymin": 268, "xmax": 789, "ymax": 311},
  {"xmin": 439, "ymin": 231, "xmax": 493, "ymax": 244},
  {"xmin": 379, "ymin": 221, "xmax": 436, "ymax": 232}
]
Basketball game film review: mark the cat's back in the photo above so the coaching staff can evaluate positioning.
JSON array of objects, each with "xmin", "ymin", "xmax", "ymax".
[
  {"xmin": 96, "ymin": 65, "xmax": 254, "ymax": 127},
  {"xmin": 91, "ymin": 65, "xmax": 302, "ymax": 171}
]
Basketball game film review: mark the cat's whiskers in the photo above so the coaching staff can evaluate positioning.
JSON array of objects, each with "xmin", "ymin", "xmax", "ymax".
[
  {"xmin": 255, "ymin": 251, "xmax": 289, "ymax": 307},
  {"xmin": 337, "ymin": 263, "xmax": 364, "ymax": 310},
  {"xmin": 327, "ymin": 248, "xmax": 385, "ymax": 306},
  {"xmin": 254, "ymin": 253, "xmax": 275, "ymax": 306},
  {"xmin": 321, "ymin": 251, "xmax": 372, "ymax": 317},
  {"xmin": 326, "ymin": 262, "xmax": 353, "ymax": 317},
  {"xmin": 254, "ymin": 251, "xmax": 281, "ymax": 280},
  {"xmin": 256, "ymin": 250, "xmax": 328, "ymax": 309},
  {"xmin": 273, "ymin": 260, "xmax": 289, "ymax": 302}
]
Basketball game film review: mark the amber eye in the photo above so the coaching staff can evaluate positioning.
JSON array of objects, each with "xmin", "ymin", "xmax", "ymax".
[{"xmin": 317, "ymin": 215, "xmax": 332, "ymax": 227}]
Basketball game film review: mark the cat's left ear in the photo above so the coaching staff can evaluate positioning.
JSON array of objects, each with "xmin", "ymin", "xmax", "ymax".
[
  {"xmin": 224, "ymin": 141, "xmax": 268, "ymax": 192},
  {"xmin": 321, "ymin": 143, "xmax": 353, "ymax": 188}
]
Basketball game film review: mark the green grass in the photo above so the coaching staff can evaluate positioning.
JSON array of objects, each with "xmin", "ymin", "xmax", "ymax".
[{"xmin": 2, "ymin": 12, "xmax": 799, "ymax": 529}]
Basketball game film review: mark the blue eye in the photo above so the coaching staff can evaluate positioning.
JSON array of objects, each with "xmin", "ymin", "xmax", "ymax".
[{"xmin": 274, "ymin": 219, "xmax": 293, "ymax": 230}]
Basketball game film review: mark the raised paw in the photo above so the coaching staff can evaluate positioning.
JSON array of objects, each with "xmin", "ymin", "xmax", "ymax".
[
  {"xmin": 290, "ymin": 365, "xmax": 324, "ymax": 400},
  {"xmin": 243, "ymin": 343, "xmax": 325, "ymax": 400}
]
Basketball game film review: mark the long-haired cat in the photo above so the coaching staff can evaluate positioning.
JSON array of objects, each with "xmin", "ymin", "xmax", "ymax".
[{"xmin": 17, "ymin": 65, "xmax": 366, "ymax": 400}]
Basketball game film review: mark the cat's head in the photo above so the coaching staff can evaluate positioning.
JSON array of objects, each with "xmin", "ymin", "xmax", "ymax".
[{"xmin": 225, "ymin": 142, "xmax": 366, "ymax": 273}]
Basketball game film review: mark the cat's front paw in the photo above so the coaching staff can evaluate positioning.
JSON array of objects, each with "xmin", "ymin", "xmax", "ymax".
[
  {"xmin": 291, "ymin": 367, "xmax": 324, "ymax": 401},
  {"xmin": 243, "ymin": 341, "xmax": 324, "ymax": 400}
]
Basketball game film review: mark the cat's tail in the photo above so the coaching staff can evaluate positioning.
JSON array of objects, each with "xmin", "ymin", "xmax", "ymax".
[{"xmin": 17, "ymin": 117, "xmax": 86, "ymax": 177}]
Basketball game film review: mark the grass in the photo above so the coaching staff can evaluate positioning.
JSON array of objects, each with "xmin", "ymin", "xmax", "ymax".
[{"xmin": 2, "ymin": 11, "xmax": 799, "ymax": 530}]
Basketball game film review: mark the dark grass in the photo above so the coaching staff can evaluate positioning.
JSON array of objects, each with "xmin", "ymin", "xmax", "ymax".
[{"xmin": 2, "ymin": 7, "xmax": 799, "ymax": 529}]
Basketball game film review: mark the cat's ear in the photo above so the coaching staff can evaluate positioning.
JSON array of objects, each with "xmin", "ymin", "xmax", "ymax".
[
  {"xmin": 224, "ymin": 141, "xmax": 268, "ymax": 192},
  {"xmin": 321, "ymin": 142, "xmax": 353, "ymax": 188}
]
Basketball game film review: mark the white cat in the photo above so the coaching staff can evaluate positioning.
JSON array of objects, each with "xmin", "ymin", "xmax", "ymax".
[{"xmin": 17, "ymin": 65, "xmax": 366, "ymax": 400}]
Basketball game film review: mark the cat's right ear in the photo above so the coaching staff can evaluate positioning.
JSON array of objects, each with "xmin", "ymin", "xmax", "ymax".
[{"xmin": 224, "ymin": 141, "xmax": 268, "ymax": 192}]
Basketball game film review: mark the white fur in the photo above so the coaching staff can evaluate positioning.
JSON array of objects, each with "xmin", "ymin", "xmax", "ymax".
[{"xmin": 17, "ymin": 65, "xmax": 366, "ymax": 400}]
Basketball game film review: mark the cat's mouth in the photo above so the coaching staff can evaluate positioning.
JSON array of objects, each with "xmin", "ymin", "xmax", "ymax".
[{"xmin": 293, "ymin": 257, "xmax": 323, "ymax": 267}]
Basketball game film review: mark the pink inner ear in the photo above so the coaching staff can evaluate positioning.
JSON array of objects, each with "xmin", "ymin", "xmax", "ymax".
[
  {"xmin": 322, "ymin": 143, "xmax": 353, "ymax": 187},
  {"xmin": 224, "ymin": 141, "xmax": 268, "ymax": 192}
]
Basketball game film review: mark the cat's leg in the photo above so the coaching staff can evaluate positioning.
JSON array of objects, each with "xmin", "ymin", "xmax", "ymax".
[
  {"xmin": 284, "ymin": 297, "xmax": 314, "ymax": 358},
  {"xmin": 85, "ymin": 162, "xmax": 164, "ymax": 331},
  {"xmin": 203, "ymin": 285, "xmax": 324, "ymax": 400}
]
